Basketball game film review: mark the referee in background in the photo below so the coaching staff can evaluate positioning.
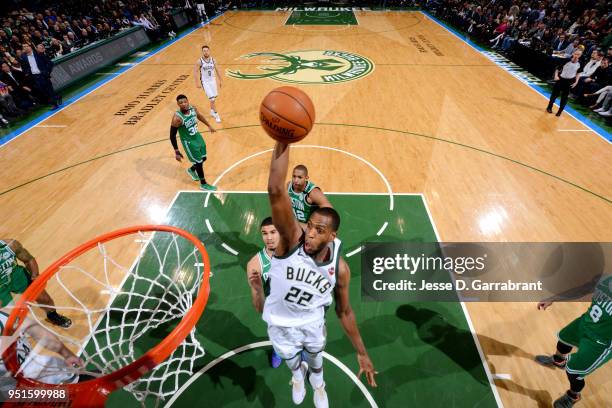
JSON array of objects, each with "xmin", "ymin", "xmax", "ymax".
[{"xmin": 547, "ymin": 50, "xmax": 583, "ymax": 117}]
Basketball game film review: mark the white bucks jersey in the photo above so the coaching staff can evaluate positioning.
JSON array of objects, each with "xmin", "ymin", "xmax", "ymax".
[
  {"xmin": 0, "ymin": 312, "xmax": 77, "ymax": 385},
  {"xmin": 199, "ymin": 57, "xmax": 216, "ymax": 83},
  {"xmin": 263, "ymin": 238, "xmax": 341, "ymax": 327}
]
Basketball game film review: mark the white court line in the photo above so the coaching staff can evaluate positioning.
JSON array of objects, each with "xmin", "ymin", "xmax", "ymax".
[
  {"xmin": 421, "ymin": 12, "xmax": 609, "ymax": 144},
  {"xmin": 185, "ymin": 190, "xmax": 419, "ymax": 196},
  {"xmin": 346, "ymin": 246, "xmax": 363, "ymax": 258},
  {"xmin": 376, "ymin": 221, "xmax": 388, "ymax": 236},
  {"xmin": 282, "ymin": 9, "xmax": 292, "ymax": 25},
  {"xmin": 116, "ymin": 62, "xmax": 136, "ymax": 66},
  {"xmin": 221, "ymin": 243, "xmax": 239, "ymax": 256},
  {"xmin": 421, "ymin": 195, "xmax": 504, "ymax": 408},
  {"xmin": 195, "ymin": 262, "xmax": 213, "ymax": 276},
  {"xmin": 205, "ymin": 218, "xmax": 214, "ymax": 233},
  {"xmin": 164, "ymin": 341, "xmax": 378, "ymax": 408},
  {"xmin": 206, "ymin": 145, "xmax": 394, "ymax": 211}
]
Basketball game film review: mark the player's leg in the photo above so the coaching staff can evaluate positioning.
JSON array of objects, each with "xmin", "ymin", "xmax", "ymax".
[
  {"xmin": 181, "ymin": 139, "xmax": 216, "ymax": 191},
  {"xmin": 268, "ymin": 325, "xmax": 308, "ymax": 404},
  {"xmin": 203, "ymin": 81, "xmax": 220, "ymax": 122},
  {"xmin": 554, "ymin": 336, "xmax": 611, "ymax": 407},
  {"xmin": 536, "ymin": 316, "xmax": 581, "ymax": 368},
  {"xmin": 303, "ymin": 320, "xmax": 328, "ymax": 408},
  {"xmin": 10, "ymin": 266, "xmax": 71, "ymax": 328}
]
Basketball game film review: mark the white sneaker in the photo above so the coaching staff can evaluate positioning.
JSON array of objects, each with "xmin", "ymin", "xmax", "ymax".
[
  {"xmin": 310, "ymin": 380, "xmax": 329, "ymax": 408},
  {"xmin": 214, "ymin": 112, "xmax": 221, "ymax": 123},
  {"xmin": 594, "ymin": 107, "xmax": 604, "ymax": 112},
  {"xmin": 599, "ymin": 111, "xmax": 612, "ymax": 117},
  {"xmin": 290, "ymin": 362, "xmax": 308, "ymax": 405}
]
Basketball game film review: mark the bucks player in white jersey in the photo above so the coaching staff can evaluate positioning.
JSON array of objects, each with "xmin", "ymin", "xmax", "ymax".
[
  {"xmin": 246, "ymin": 217, "xmax": 283, "ymax": 368},
  {"xmin": 0, "ymin": 239, "xmax": 71, "ymax": 328},
  {"xmin": 536, "ymin": 274, "xmax": 611, "ymax": 408},
  {"xmin": 194, "ymin": 45, "xmax": 222, "ymax": 123},
  {"xmin": 0, "ymin": 308, "xmax": 83, "ymax": 397},
  {"xmin": 288, "ymin": 164, "xmax": 332, "ymax": 225},
  {"xmin": 257, "ymin": 142, "xmax": 377, "ymax": 408}
]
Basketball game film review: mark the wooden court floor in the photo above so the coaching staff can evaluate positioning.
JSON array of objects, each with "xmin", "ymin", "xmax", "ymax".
[{"xmin": 0, "ymin": 10, "xmax": 610, "ymax": 407}]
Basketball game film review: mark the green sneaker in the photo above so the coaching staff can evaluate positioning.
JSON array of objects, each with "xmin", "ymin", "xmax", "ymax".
[
  {"xmin": 200, "ymin": 184, "xmax": 217, "ymax": 191},
  {"xmin": 186, "ymin": 168, "xmax": 198, "ymax": 181}
]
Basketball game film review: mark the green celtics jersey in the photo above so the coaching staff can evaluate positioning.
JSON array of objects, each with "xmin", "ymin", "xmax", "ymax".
[
  {"xmin": 176, "ymin": 107, "xmax": 201, "ymax": 142},
  {"xmin": 257, "ymin": 248, "xmax": 272, "ymax": 297},
  {"xmin": 0, "ymin": 240, "xmax": 16, "ymax": 287},
  {"xmin": 288, "ymin": 181, "xmax": 317, "ymax": 223},
  {"xmin": 583, "ymin": 275, "xmax": 612, "ymax": 341}
]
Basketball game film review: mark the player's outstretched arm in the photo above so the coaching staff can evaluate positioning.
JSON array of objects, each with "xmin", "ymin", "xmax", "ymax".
[
  {"xmin": 246, "ymin": 256, "xmax": 265, "ymax": 313},
  {"xmin": 268, "ymin": 142, "xmax": 302, "ymax": 255},
  {"xmin": 308, "ymin": 188, "xmax": 333, "ymax": 209},
  {"xmin": 334, "ymin": 257, "xmax": 377, "ymax": 387},
  {"xmin": 195, "ymin": 107, "xmax": 215, "ymax": 132},
  {"xmin": 12, "ymin": 240, "xmax": 39, "ymax": 279},
  {"xmin": 170, "ymin": 114, "xmax": 183, "ymax": 161}
]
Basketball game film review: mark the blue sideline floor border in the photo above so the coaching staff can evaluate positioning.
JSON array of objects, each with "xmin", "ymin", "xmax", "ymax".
[
  {"xmin": 421, "ymin": 11, "xmax": 611, "ymax": 143},
  {"xmin": 0, "ymin": 13, "xmax": 224, "ymax": 147}
]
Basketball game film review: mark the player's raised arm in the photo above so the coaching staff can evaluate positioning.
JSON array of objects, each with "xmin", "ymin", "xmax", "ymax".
[
  {"xmin": 268, "ymin": 142, "xmax": 302, "ymax": 255},
  {"xmin": 334, "ymin": 257, "xmax": 377, "ymax": 387},
  {"xmin": 194, "ymin": 106, "xmax": 215, "ymax": 133}
]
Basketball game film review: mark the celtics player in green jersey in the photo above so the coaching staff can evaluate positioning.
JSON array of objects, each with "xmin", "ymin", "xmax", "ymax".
[
  {"xmin": 0, "ymin": 239, "xmax": 71, "ymax": 328},
  {"xmin": 536, "ymin": 274, "xmax": 611, "ymax": 408},
  {"xmin": 170, "ymin": 94, "xmax": 217, "ymax": 191},
  {"xmin": 246, "ymin": 217, "xmax": 282, "ymax": 368},
  {"xmin": 287, "ymin": 165, "xmax": 332, "ymax": 225}
]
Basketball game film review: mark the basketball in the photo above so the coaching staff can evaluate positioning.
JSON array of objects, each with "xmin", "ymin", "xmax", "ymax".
[{"xmin": 259, "ymin": 86, "xmax": 315, "ymax": 143}]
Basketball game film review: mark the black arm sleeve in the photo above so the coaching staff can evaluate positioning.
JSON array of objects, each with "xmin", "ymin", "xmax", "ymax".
[{"xmin": 170, "ymin": 126, "xmax": 179, "ymax": 150}]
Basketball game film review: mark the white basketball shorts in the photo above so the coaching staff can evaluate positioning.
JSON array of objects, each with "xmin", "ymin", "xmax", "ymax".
[
  {"xmin": 267, "ymin": 319, "xmax": 326, "ymax": 360},
  {"xmin": 201, "ymin": 80, "xmax": 217, "ymax": 100}
]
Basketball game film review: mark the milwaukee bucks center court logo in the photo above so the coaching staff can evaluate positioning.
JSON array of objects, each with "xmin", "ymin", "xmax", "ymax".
[{"xmin": 227, "ymin": 50, "xmax": 374, "ymax": 84}]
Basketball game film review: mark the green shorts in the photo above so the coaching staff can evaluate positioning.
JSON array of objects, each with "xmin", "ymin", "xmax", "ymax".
[
  {"xmin": 558, "ymin": 315, "xmax": 612, "ymax": 377},
  {"xmin": 0, "ymin": 265, "xmax": 32, "ymax": 307},
  {"xmin": 181, "ymin": 136, "xmax": 207, "ymax": 164}
]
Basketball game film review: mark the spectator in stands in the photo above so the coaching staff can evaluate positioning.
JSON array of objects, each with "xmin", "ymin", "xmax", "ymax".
[
  {"xmin": 62, "ymin": 33, "xmax": 76, "ymax": 53},
  {"xmin": 547, "ymin": 50, "xmax": 582, "ymax": 117},
  {"xmin": 0, "ymin": 80, "xmax": 25, "ymax": 120},
  {"xmin": 585, "ymin": 85, "xmax": 612, "ymax": 116},
  {"xmin": 552, "ymin": 32, "xmax": 569, "ymax": 52},
  {"xmin": 561, "ymin": 38, "xmax": 580, "ymax": 58},
  {"xmin": 20, "ymin": 43, "xmax": 61, "ymax": 110},
  {"xmin": 578, "ymin": 58, "xmax": 612, "ymax": 102},
  {"xmin": 570, "ymin": 50, "xmax": 604, "ymax": 97},
  {"xmin": 0, "ymin": 62, "xmax": 36, "ymax": 109}
]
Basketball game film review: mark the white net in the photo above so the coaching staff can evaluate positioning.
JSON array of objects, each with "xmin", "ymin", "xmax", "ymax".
[{"xmin": 8, "ymin": 229, "xmax": 208, "ymax": 407}]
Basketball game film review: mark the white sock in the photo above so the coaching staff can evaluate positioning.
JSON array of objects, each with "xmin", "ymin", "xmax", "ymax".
[
  {"xmin": 310, "ymin": 370, "xmax": 324, "ymax": 388},
  {"xmin": 292, "ymin": 366, "xmax": 305, "ymax": 382}
]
